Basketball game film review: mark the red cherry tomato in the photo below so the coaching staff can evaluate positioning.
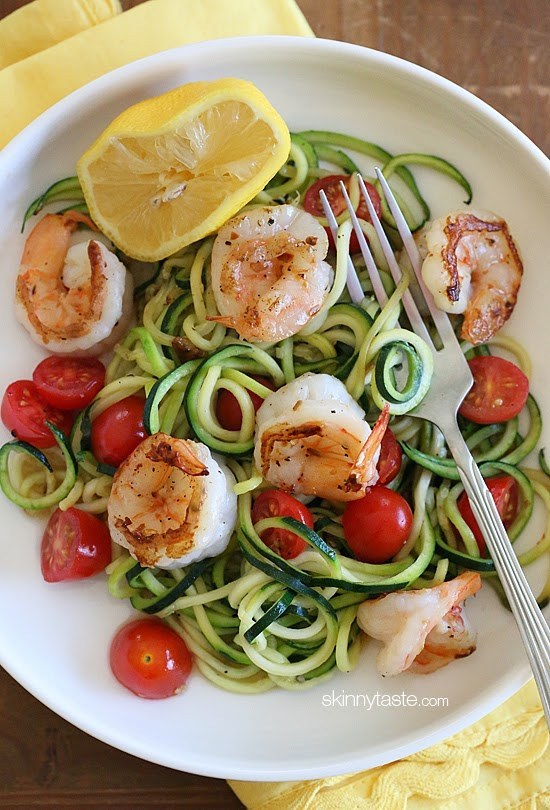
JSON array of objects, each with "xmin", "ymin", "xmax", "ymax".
[
  {"xmin": 40, "ymin": 506, "xmax": 112, "ymax": 582},
  {"xmin": 459, "ymin": 356, "xmax": 529, "ymax": 424},
  {"xmin": 251, "ymin": 489, "xmax": 314, "ymax": 559},
  {"xmin": 457, "ymin": 475, "xmax": 519, "ymax": 556},
  {"xmin": 303, "ymin": 174, "xmax": 382, "ymax": 253},
  {"xmin": 216, "ymin": 376, "xmax": 275, "ymax": 431},
  {"xmin": 376, "ymin": 427, "xmax": 402, "ymax": 485},
  {"xmin": 1, "ymin": 380, "xmax": 74, "ymax": 449},
  {"xmin": 33, "ymin": 356, "xmax": 105, "ymax": 411},
  {"xmin": 342, "ymin": 486, "xmax": 413, "ymax": 564},
  {"xmin": 110, "ymin": 618, "xmax": 193, "ymax": 699},
  {"xmin": 90, "ymin": 395, "xmax": 147, "ymax": 467}
]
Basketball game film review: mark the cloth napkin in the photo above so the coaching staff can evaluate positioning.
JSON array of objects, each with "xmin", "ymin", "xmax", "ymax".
[
  {"xmin": 0, "ymin": 2, "xmax": 548, "ymax": 808},
  {"xmin": 0, "ymin": 0, "xmax": 313, "ymax": 148}
]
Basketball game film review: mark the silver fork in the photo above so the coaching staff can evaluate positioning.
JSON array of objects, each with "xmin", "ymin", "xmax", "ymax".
[{"xmin": 321, "ymin": 169, "xmax": 550, "ymax": 725}]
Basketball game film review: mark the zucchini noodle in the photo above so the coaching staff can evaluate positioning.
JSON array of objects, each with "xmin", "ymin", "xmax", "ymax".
[{"xmin": 2, "ymin": 130, "xmax": 547, "ymax": 693}]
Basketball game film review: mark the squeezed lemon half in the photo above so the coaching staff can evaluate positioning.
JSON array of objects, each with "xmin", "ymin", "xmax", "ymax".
[{"xmin": 77, "ymin": 78, "xmax": 290, "ymax": 261}]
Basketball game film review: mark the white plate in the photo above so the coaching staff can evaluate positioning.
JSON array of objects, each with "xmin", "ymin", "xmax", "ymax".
[{"xmin": 0, "ymin": 37, "xmax": 548, "ymax": 781}]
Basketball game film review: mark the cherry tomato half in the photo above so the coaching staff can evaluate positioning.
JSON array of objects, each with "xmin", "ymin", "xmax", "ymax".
[
  {"xmin": 40, "ymin": 506, "xmax": 112, "ymax": 582},
  {"xmin": 252, "ymin": 489, "xmax": 314, "ymax": 559},
  {"xmin": 1, "ymin": 380, "xmax": 74, "ymax": 449},
  {"xmin": 215, "ymin": 376, "xmax": 275, "ymax": 431},
  {"xmin": 33, "ymin": 356, "xmax": 105, "ymax": 411},
  {"xmin": 110, "ymin": 618, "xmax": 193, "ymax": 699},
  {"xmin": 90, "ymin": 395, "xmax": 147, "ymax": 467},
  {"xmin": 342, "ymin": 486, "xmax": 413, "ymax": 564},
  {"xmin": 459, "ymin": 356, "xmax": 529, "ymax": 425},
  {"xmin": 303, "ymin": 174, "xmax": 382, "ymax": 253},
  {"xmin": 457, "ymin": 475, "xmax": 519, "ymax": 556},
  {"xmin": 376, "ymin": 427, "xmax": 402, "ymax": 485}
]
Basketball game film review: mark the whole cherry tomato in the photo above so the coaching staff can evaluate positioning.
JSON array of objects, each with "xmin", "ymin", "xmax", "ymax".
[
  {"xmin": 342, "ymin": 486, "xmax": 413, "ymax": 563},
  {"xmin": 110, "ymin": 618, "xmax": 193, "ymax": 699}
]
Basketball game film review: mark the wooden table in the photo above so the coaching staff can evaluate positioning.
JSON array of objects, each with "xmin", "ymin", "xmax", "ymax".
[{"xmin": 0, "ymin": 1, "xmax": 548, "ymax": 807}]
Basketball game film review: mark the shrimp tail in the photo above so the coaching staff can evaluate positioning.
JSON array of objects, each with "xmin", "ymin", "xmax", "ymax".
[
  {"xmin": 145, "ymin": 440, "xmax": 209, "ymax": 476},
  {"xmin": 409, "ymin": 603, "xmax": 478, "ymax": 673},
  {"xmin": 345, "ymin": 404, "xmax": 390, "ymax": 492},
  {"xmin": 206, "ymin": 313, "xmax": 237, "ymax": 328}
]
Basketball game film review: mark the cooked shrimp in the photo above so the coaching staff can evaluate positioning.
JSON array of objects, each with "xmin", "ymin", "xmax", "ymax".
[
  {"xmin": 357, "ymin": 572, "xmax": 482, "ymax": 677},
  {"xmin": 409, "ymin": 603, "xmax": 478, "ymax": 674},
  {"xmin": 108, "ymin": 433, "xmax": 237, "ymax": 569},
  {"xmin": 15, "ymin": 210, "xmax": 133, "ymax": 355},
  {"xmin": 209, "ymin": 205, "xmax": 332, "ymax": 343},
  {"xmin": 421, "ymin": 210, "xmax": 523, "ymax": 344},
  {"xmin": 254, "ymin": 373, "xmax": 389, "ymax": 501}
]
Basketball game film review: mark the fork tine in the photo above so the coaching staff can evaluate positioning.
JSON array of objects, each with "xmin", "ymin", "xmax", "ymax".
[
  {"xmin": 347, "ymin": 176, "xmax": 433, "ymax": 347},
  {"xmin": 337, "ymin": 181, "xmax": 389, "ymax": 307},
  {"xmin": 319, "ymin": 189, "xmax": 364, "ymax": 305},
  {"xmin": 373, "ymin": 168, "xmax": 458, "ymax": 346}
]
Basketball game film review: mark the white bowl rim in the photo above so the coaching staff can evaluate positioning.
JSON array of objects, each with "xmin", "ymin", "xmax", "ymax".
[{"xmin": 1, "ymin": 35, "xmax": 549, "ymax": 173}]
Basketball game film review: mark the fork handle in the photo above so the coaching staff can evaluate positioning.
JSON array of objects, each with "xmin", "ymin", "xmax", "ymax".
[{"xmin": 443, "ymin": 420, "xmax": 550, "ymax": 727}]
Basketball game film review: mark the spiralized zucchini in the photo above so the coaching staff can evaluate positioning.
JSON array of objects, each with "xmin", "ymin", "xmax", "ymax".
[{"xmin": 4, "ymin": 131, "xmax": 548, "ymax": 693}]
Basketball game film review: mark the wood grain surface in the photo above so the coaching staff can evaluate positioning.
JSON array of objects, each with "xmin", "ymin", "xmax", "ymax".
[{"xmin": 0, "ymin": 0, "xmax": 548, "ymax": 807}]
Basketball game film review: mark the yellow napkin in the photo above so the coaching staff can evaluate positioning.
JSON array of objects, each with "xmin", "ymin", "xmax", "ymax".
[
  {"xmin": 0, "ymin": 2, "xmax": 548, "ymax": 808},
  {"xmin": 230, "ymin": 680, "xmax": 549, "ymax": 809},
  {"xmin": 0, "ymin": 0, "xmax": 121, "ymax": 70},
  {"xmin": 0, "ymin": 0, "xmax": 313, "ymax": 149}
]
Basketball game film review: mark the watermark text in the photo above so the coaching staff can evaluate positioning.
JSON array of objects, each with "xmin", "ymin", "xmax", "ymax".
[{"xmin": 322, "ymin": 690, "xmax": 449, "ymax": 709}]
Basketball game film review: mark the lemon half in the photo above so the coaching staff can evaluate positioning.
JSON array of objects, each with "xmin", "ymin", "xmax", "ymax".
[{"xmin": 77, "ymin": 78, "xmax": 290, "ymax": 261}]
